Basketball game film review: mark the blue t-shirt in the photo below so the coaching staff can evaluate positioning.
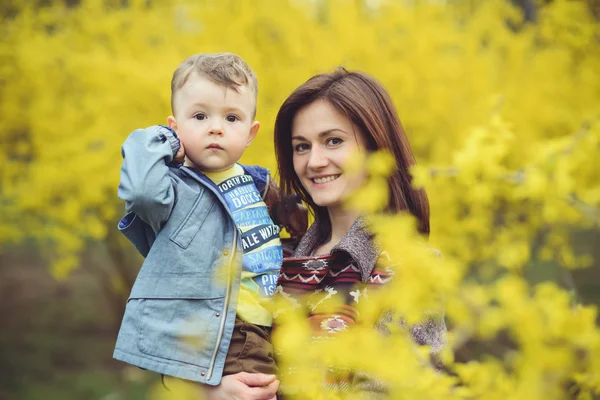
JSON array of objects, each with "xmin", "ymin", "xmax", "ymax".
[{"xmin": 204, "ymin": 164, "xmax": 282, "ymax": 326}]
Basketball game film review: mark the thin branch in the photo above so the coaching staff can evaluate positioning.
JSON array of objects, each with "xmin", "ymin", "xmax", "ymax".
[{"xmin": 427, "ymin": 121, "xmax": 599, "ymax": 222}]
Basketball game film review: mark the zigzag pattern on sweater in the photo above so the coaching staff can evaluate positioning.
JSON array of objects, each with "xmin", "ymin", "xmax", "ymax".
[
  {"xmin": 278, "ymin": 272, "xmax": 325, "ymax": 284},
  {"xmin": 278, "ymin": 263, "xmax": 363, "ymax": 284}
]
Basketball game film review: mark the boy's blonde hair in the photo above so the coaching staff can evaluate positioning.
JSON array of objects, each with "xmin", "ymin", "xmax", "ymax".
[{"xmin": 171, "ymin": 53, "xmax": 258, "ymax": 117}]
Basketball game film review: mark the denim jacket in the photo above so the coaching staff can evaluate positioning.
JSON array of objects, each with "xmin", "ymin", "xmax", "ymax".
[{"xmin": 113, "ymin": 125, "xmax": 273, "ymax": 385}]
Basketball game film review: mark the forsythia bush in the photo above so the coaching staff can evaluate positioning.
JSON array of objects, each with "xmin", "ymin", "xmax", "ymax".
[{"xmin": 1, "ymin": 0, "xmax": 599, "ymax": 398}]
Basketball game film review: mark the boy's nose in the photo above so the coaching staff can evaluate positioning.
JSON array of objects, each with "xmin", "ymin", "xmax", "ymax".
[{"xmin": 209, "ymin": 121, "xmax": 224, "ymax": 135}]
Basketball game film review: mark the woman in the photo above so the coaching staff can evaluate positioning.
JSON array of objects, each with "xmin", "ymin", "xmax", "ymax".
[{"xmin": 206, "ymin": 68, "xmax": 446, "ymax": 399}]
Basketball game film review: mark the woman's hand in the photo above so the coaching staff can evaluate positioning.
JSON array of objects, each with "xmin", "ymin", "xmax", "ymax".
[
  {"xmin": 203, "ymin": 372, "xmax": 279, "ymax": 400},
  {"xmin": 278, "ymin": 195, "xmax": 308, "ymax": 238}
]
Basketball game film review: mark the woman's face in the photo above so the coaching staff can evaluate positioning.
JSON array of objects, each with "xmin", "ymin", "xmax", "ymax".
[{"xmin": 291, "ymin": 99, "xmax": 368, "ymax": 211}]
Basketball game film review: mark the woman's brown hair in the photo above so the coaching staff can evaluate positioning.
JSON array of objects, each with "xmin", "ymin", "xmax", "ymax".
[{"xmin": 274, "ymin": 68, "xmax": 430, "ymax": 236}]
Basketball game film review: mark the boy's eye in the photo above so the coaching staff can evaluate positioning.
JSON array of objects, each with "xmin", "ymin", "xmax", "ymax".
[
  {"xmin": 326, "ymin": 137, "xmax": 343, "ymax": 146},
  {"xmin": 193, "ymin": 113, "xmax": 206, "ymax": 121},
  {"xmin": 294, "ymin": 143, "xmax": 310, "ymax": 153},
  {"xmin": 226, "ymin": 115, "xmax": 239, "ymax": 122}
]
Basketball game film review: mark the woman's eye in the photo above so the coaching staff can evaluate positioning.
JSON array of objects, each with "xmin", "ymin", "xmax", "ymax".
[
  {"xmin": 326, "ymin": 137, "xmax": 343, "ymax": 146},
  {"xmin": 193, "ymin": 113, "xmax": 206, "ymax": 121},
  {"xmin": 294, "ymin": 143, "xmax": 310, "ymax": 153},
  {"xmin": 226, "ymin": 115, "xmax": 239, "ymax": 122}
]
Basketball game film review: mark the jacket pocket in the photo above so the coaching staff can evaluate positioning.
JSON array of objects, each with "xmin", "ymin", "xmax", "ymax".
[
  {"xmin": 169, "ymin": 191, "xmax": 216, "ymax": 249},
  {"xmin": 136, "ymin": 296, "xmax": 226, "ymax": 367}
]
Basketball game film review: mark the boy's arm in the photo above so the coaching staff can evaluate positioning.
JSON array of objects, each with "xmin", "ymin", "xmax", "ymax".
[{"xmin": 118, "ymin": 125, "xmax": 181, "ymax": 233}]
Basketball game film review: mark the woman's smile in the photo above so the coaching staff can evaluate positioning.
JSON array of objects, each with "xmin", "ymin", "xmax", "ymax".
[{"xmin": 311, "ymin": 174, "xmax": 341, "ymax": 185}]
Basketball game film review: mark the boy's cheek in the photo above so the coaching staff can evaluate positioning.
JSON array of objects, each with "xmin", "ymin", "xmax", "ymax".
[{"xmin": 177, "ymin": 132, "xmax": 190, "ymax": 146}]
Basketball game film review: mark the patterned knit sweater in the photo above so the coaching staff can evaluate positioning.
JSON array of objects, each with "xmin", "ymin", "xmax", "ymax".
[{"xmin": 274, "ymin": 217, "xmax": 446, "ymax": 397}]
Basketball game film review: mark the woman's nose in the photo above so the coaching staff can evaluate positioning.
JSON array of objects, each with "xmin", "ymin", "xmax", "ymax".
[{"xmin": 307, "ymin": 147, "xmax": 328, "ymax": 169}]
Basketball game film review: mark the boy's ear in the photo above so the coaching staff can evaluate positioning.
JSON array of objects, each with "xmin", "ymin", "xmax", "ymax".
[
  {"xmin": 167, "ymin": 116, "xmax": 178, "ymax": 132},
  {"xmin": 246, "ymin": 121, "xmax": 260, "ymax": 147}
]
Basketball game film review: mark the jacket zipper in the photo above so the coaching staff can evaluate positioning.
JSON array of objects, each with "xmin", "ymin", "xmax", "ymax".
[
  {"xmin": 206, "ymin": 227, "xmax": 238, "ymax": 381},
  {"xmin": 178, "ymin": 167, "xmax": 259, "ymax": 381}
]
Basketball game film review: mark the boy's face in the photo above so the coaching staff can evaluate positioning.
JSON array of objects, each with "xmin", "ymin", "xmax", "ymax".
[{"xmin": 168, "ymin": 73, "xmax": 259, "ymax": 172}]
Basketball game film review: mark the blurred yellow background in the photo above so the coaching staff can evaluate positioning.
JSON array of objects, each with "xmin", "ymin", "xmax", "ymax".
[{"xmin": 1, "ymin": 0, "xmax": 599, "ymax": 399}]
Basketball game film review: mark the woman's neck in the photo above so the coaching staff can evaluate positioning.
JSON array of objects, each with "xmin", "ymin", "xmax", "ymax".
[
  {"xmin": 328, "ymin": 206, "xmax": 360, "ymax": 244},
  {"xmin": 313, "ymin": 206, "xmax": 360, "ymax": 255}
]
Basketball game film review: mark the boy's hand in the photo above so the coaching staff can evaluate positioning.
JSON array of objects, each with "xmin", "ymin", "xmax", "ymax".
[{"xmin": 174, "ymin": 141, "xmax": 185, "ymax": 165}]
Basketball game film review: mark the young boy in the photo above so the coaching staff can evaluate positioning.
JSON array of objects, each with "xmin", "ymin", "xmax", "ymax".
[{"xmin": 113, "ymin": 53, "xmax": 301, "ymax": 385}]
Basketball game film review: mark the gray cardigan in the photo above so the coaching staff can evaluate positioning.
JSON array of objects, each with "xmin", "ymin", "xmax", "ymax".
[{"xmin": 291, "ymin": 216, "xmax": 447, "ymax": 396}]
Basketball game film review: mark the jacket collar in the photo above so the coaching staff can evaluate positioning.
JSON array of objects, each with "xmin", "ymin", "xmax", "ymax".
[
  {"xmin": 292, "ymin": 216, "xmax": 380, "ymax": 282},
  {"xmin": 179, "ymin": 164, "xmax": 270, "ymax": 226},
  {"xmin": 240, "ymin": 164, "xmax": 269, "ymax": 192}
]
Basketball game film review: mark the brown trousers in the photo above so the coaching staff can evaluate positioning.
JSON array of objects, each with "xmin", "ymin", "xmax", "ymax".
[{"xmin": 223, "ymin": 316, "xmax": 278, "ymax": 375}]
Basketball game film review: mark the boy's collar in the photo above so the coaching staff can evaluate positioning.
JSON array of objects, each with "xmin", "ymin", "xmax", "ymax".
[
  {"xmin": 201, "ymin": 164, "xmax": 244, "ymax": 183},
  {"xmin": 180, "ymin": 163, "xmax": 270, "ymax": 194}
]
